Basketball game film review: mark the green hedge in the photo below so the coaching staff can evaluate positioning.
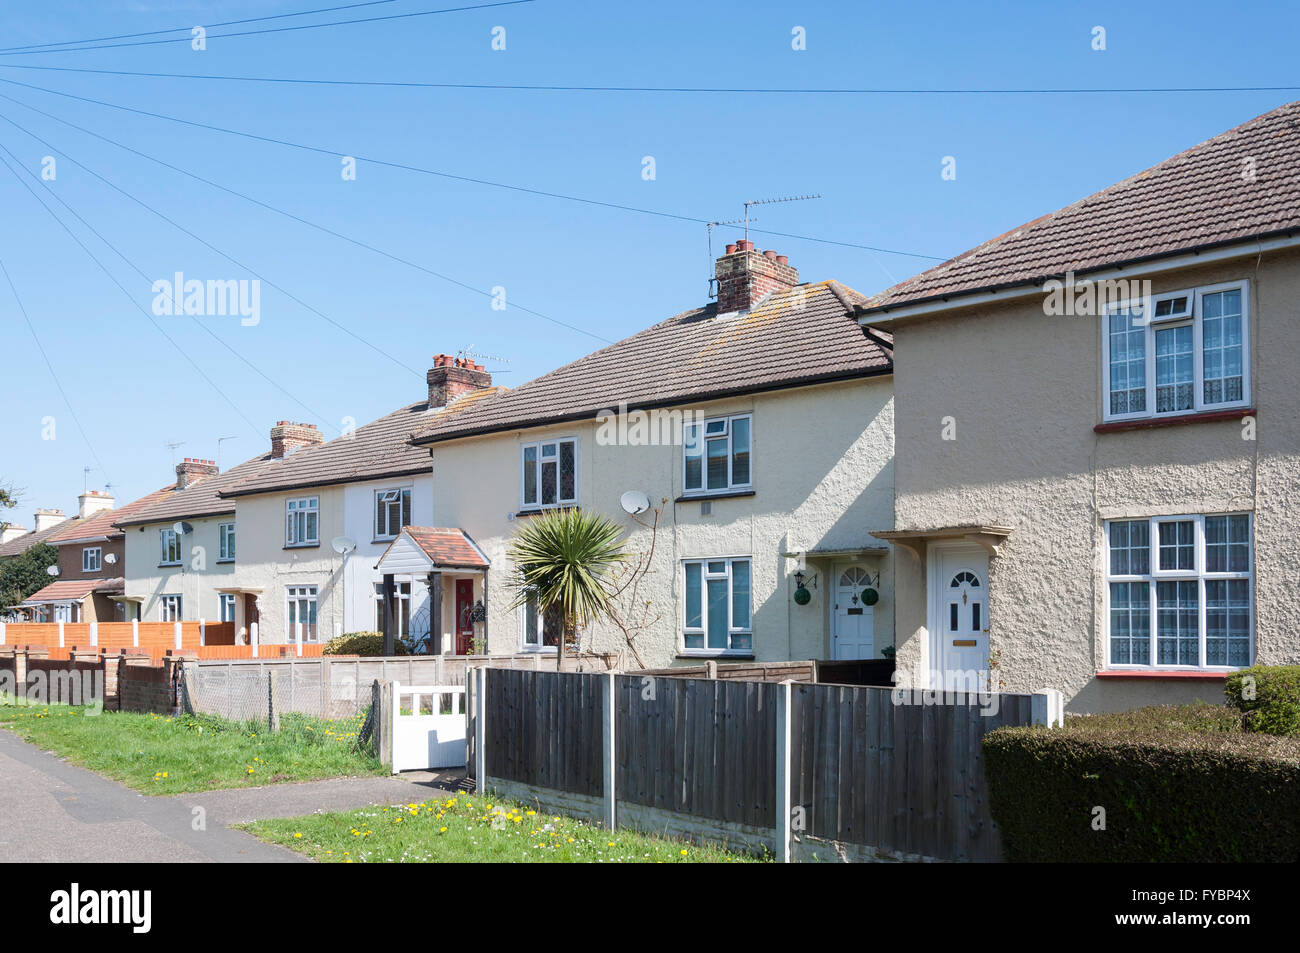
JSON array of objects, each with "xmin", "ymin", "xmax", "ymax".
[
  {"xmin": 1225, "ymin": 664, "xmax": 1300, "ymax": 737},
  {"xmin": 983, "ymin": 704, "xmax": 1300, "ymax": 862},
  {"xmin": 322, "ymin": 631, "xmax": 410, "ymax": 657}
]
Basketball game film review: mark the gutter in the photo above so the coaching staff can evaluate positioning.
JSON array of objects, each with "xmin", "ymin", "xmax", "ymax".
[
  {"xmin": 218, "ymin": 465, "xmax": 432, "ymax": 500},
  {"xmin": 856, "ymin": 231, "xmax": 1300, "ymax": 326},
  {"xmin": 410, "ymin": 364, "xmax": 893, "ymax": 447}
]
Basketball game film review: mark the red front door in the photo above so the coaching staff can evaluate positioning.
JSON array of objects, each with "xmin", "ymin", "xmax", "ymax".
[{"xmin": 455, "ymin": 579, "xmax": 474, "ymax": 655}]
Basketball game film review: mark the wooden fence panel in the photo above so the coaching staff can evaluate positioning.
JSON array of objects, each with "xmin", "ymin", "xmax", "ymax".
[{"xmin": 484, "ymin": 668, "xmax": 602, "ymax": 796}]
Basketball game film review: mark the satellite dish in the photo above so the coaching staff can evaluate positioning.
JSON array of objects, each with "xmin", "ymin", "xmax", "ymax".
[
  {"xmin": 46, "ymin": 565, "xmax": 60, "ymax": 576},
  {"xmin": 331, "ymin": 536, "xmax": 357, "ymax": 555},
  {"xmin": 103, "ymin": 552, "xmax": 118, "ymax": 565},
  {"xmin": 173, "ymin": 521, "xmax": 194, "ymax": 536},
  {"xmin": 620, "ymin": 490, "xmax": 651, "ymax": 516}
]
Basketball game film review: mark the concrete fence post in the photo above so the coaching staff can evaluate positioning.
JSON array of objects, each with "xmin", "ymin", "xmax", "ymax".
[
  {"xmin": 58, "ymin": 620, "xmax": 65, "ymax": 648},
  {"xmin": 0, "ymin": 621, "xmax": 6, "ymax": 645},
  {"xmin": 89, "ymin": 622, "xmax": 98, "ymax": 647},
  {"xmin": 173, "ymin": 622, "xmax": 182, "ymax": 650},
  {"xmin": 250, "ymin": 621, "xmax": 259, "ymax": 659},
  {"xmin": 603, "ymin": 671, "xmax": 617, "ymax": 830},
  {"xmin": 475, "ymin": 666, "xmax": 487, "ymax": 795},
  {"xmin": 132, "ymin": 618, "xmax": 139, "ymax": 647},
  {"xmin": 199, "ymin": 618, "xmax": 206, "ymax": 646},
  {"xmin": 1032, "ymin": 689, "xmax": 1065, "ymax": 727},
  {"xmin": 775, "ymin": 680, "xmax": 794, "ymax": 863}
]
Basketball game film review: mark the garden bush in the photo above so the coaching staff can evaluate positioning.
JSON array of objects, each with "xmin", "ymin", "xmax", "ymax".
[
  {"xmin": 322, "ymin": 631, "xmax": 409, "ymax": 657},
  {"xmin": 983, "ymin": 703, "xmax": 1300, "ymax": 862},
  {"xmin": 1225, "ymin": 664, "xmax": 1300, "ymax": 737}
]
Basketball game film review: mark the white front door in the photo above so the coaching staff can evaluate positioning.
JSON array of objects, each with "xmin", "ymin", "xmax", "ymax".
[
  {"xmin": 832, "ymin": 565, "xmax": 875, "ymax": 660},
  {"xmin": 931, "ymin": 545, "xmax": 990, "ymax": 690}
]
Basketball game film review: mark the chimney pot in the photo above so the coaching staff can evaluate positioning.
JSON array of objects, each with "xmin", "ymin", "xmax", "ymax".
[
  {"xmin": 736, "ymin": 239, "xmax": 754, "ymax": 252},
  {"xmin": 763, "ymin": 249, "xmax": 778, "ymax": 260},
  {"xmin": 776, "ymin": 255, "xmax": 788, "ymax": 265},
  {"xmin": 725, "ymin": 243, "xmax": 737, "ymax": 255},
  {"xmin": 714, "ymin": 239, "xmax": 799, "ymax": 313},
  {"xmin": 427, "ymin": 353, "xmax": 492, "ymax": 409}
]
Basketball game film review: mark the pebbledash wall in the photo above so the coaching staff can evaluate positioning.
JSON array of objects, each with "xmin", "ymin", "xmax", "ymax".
[
  {"xmin": 122, "ymin": 514, "xmax": 236, "ymax": 625},
  {"xmin": 430, "ymin": 378, "xmax": 895, "ymax": 669},
  {"xmin": 887, "ymin": 246, "xmax": 1300, "ymax": 713},
  {"xmin": 226, "ymin": 475, "xmax": 435, "ymax": 645}
]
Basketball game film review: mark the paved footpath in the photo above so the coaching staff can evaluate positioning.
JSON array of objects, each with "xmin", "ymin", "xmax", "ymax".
[{"xmin": 0, "ymin": 730, "xmax": 461, "ymax": 863}]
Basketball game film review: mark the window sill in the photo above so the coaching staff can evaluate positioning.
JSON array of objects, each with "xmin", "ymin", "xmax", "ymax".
[
  {"xmin": 1095, "ymin": 407, "xmax": 1255, "ymax": 434},
  {"xmin": 216, "ymin": 559, "xmax": 235, "ymax": 564},
  {"xmin": 283, "ymin": 543, "xmax": 320, "ymax": 550},
  {"xmin": 675, "ymin": 489, "xmax": 756, "ymax": 504},
  {"xmin": 158, "ymin": 563, "xmax": 181, "ymax": 569},
  {"xmin": 1096, "ymin": 669, "xmax": 1231, "ymax": 680},
  {"xmin": 514, "ymin": 506, "xmax": 579, "ymax": 519},
  {"xmin": 678, "ymin": 651, "xmax": 755, "ymax": 661}
]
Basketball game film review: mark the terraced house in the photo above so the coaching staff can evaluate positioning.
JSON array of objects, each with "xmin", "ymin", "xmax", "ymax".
[
  {"xmin": 858, "ymin": 102, "xmax": 1300, "ymax": 712},
  {"xmin": 405, "ymin": 242, "xmax": 896, "ymax": 669},
  {"xmin": 215, "ymin": 361, "xmax": 499, "ymax": 648}
]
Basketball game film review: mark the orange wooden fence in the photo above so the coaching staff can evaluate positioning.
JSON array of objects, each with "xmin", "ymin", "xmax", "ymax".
[{"xmin": 0, "ymin": 621, "xmax": 324, "ymax": 661}]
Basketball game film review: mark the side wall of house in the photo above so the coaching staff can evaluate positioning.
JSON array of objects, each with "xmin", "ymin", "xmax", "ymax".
[
  {"xmin": 431, "ymin": 377, "xmax": 895, "ymax": 669},
  {"xmin": 889, "ymin": 246, "xmax": 1300, "ymax": 712}
]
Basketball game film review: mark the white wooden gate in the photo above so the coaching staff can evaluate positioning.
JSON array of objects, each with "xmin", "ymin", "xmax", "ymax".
[{"xmin": 391, "ymin": 681, "xmax": 467, "ymax": 772}]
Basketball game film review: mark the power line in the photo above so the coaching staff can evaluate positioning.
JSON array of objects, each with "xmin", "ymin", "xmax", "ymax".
[
  {"xmin": 0, "ymin": 111, "xmax": 345, "ymax": 431},
  {"xmin": 0, "ymin": 1, "xmax": 536, "ymax": 57},
  {"xmin": 0, "ymin": 63, "xmax": 1295, "ymax": 95},
  {"xmin": 0, "ymin": 76, "xmax": 946, "ymax": 262},
  {"xmin": 0, "ymin": 1, "xmax": 400, "ymax": 54},
  {"xmin": 0, "ymin": 140, "xmax": 262, "ymax": 435},
  {"xmin": 0, "ymin": 89, "xmax": 617, "ymax": 343},
  {"xmin": 0, "ymin": 254, "xmax": 111, "ymax": 484},
  {"xmin": 0, "ymin": 106, "xmax": 426, "ymax": 389}
]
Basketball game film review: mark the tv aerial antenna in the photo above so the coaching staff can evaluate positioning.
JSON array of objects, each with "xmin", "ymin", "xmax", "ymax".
[
  {"xmin": 165, "ymin": 440, "xmax": 185, "ymax": 468},
  {"xmin": 457, "ymin": 346, "xmax": 513, "ymax": 374},
  {"xmin": 742, "ymin": 193, "xmax": 822, "ymax": 244},
  {"xmin": 216, "ymin": 435, "xmax": 239, "ymax": 470}
]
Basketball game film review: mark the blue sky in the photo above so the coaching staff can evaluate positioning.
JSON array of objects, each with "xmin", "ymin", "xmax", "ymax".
[{"xmin": 0, "ymin": 0, "xmax": 1295, "ymax": 521}]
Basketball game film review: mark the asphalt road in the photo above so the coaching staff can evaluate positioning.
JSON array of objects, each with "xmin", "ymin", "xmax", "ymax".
[{"xmin": 0, "ymin": 730, "xmax": 460, "ymax": 863}]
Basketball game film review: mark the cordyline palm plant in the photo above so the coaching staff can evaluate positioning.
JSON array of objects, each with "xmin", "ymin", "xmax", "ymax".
[{"xmin": 506, "ymin": 508, "xmax": 627, "ymax": 669}]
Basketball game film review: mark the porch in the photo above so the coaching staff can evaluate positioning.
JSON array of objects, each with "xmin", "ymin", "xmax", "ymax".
[{"xmin": 375, "ymin": 527, "xmax": 490, "ymax": 655}]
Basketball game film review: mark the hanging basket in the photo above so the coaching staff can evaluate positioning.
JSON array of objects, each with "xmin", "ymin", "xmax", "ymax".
[
  {"xmin": 860, "ymin": 587, "xmax": 879, "ymax": 606},
  {"xmin": 793, "ymin": 585, "xmax": 812, "ymax": 606}
]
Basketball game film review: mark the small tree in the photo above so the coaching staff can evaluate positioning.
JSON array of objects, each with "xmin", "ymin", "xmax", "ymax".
[
  {"xmin": 506, "ymin": 508, "xmax": 627, "ymax": 669},
  {"xmin": 0, "ymin": 541, "xmax": 57, "ymax": 613}
]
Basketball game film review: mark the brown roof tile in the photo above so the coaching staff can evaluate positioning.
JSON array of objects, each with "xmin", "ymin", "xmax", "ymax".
[
  {"xmin": 413, "ymin": 280, "xmax": 891, "ymax": 444},
  {"xmin": 389, "ymin": 527, "xmax": 488, "ymax": 569},
  {"xmin": 49, "ymin": 486, "xmax": 175, "ymax": 543},
  {"xmin": 863, "ymin": 101, "xmax": 1300, "ymax": 313},
  {"xmin": 0, "ymin": 518, "xmax": 79, "ymax": 559},
  {"xmin": 21, "ymin": 577, "xmax": 124, "ymax": 604},
  {"xmin": 115, "ymin": 453, "xmax": 281, "ymax": 527}
]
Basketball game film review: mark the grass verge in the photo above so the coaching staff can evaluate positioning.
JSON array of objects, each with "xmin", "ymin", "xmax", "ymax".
[
  {"xmin": 243, "ymin": 792, "xmax": 765, "ymax": 863},
  {"xmin": 0, "ymin": 701, "xmax": 383, "ymax": 794}
]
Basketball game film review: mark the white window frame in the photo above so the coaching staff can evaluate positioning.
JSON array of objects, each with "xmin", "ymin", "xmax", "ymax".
[
  {"xmin": 218, "ymin": 521, "xmax": 236, "ymax": 561},
  {"xmin": 159, "ymin": 529, "xmax": 181, "ymax": 566},
  {"xmin": 520, "ymin": 437, "xmax": 578, "ymax": 510},
  {"xmin": 1103, "ymin": 513, "xmax": 1254, "ymax": 671},
  {"xmin": 682, "ymin": 413, "xmax": 754, "ymax": 495},
  {"xmin": 374, "ymin": 486, "xmax": 412, "ymax": 541},
  {"xmin": 680, "ymin": 556, "xmax": 753, "ymax": 657},
  {"xmin": 160, "ymin": 594, "xmax": 183, "ymax": 622},
  {"xmin": 286, "ymin": 585, "xmax": 319, "ymax": 642},
  {"xmin": 1101, "ymin": 281, "xmax": 1251, "ymax": 423},
  {"xmin": 219, "ymin": 593, "xmax": 237, "ymax": 623},
  {"xmin": 82, "ymin": 546, "xmax": 102, "ymax": 573},
  {"xmin": 373, "ymin": 581, "xmax": 411, "ymax": 637},
  {"xmin": 285, "ymin": 496, "xmax": 319, "ymax": 547},
  {"xmin": 520, "ymin": 596, "xmax": 561, "ymax": 653}
]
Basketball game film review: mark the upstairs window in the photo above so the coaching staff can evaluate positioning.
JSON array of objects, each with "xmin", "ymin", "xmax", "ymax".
[
  {"xmin": 375, "ymin": 487, "xmax": 412, "ymax": 540},
  {"xmin": 1103, "ymin": 283, "xmax": 1249, "ymax": 422},
  {"xmin": 82, "ymin": 547, "xmax": 102, "ymax": 573},
  {"xmin": 159, "ymin": 529, "xmax": 181, "ymax": 566},
  {"xmin": 218, "ymin": 522, "xmax": 236, "ymax": 561},
  {"xmin": 286, "ymin": 497, "xmax": 319, "ymax": 546},
  {"xmin": 683, "ymin": 414, "xmax": 752, "ymax": 493},
  {"xmin": 521, "ymin": 438, "xmax": 576, "ymax": 509}
]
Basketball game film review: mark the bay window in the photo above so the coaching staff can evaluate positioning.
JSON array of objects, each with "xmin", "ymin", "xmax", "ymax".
[
  {"xmin": 1105, "ymin": 514, "xmax": 1252, "ymax": 669},
  {"xmin": 1102, "ymin": 282, "xmax": 1249, "ymax": 422}
]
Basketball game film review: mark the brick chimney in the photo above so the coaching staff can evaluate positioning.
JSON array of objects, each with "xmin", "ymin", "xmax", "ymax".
[
  {"xmin": 33, "ymin": 508, "xmax": 67, "ymax": 532},
  {"xmin": 270, "ymin": 421, "xmax": 324, "ymax": 459},
  {"xmin": 427, "ymin": 354, "xmax": 492, "ymax": 408},
  {"xmin": 77, "ymin": 490, "xmax": 115, "ymax": 519},
  {"xmin": 175, "ymin": 457, "xmax": 219, "ymax": 489},
  {"xmin": 715, "ymin": 239, "xmax": 799, "ymax": 313}
]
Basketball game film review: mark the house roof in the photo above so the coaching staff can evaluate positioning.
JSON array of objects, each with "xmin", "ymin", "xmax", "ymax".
[
  {"xmin": 50, "ymin": 487, "xmax": 175, "ymax": 543},
  {"xmin": 21, "ymin": 577, "xmax": 124, "ymax": 604},
  {"xmin": 861, "ymin": 101, "xmax": 1300, "ymax": 315},
  {"xmin": 114, "ymin": 453, "xmax": 281, "ymax": 527},
  {"xmin": 412, "ymin": 280, "xmax": 892, "ymax": 445},
  {"xmin": 221, "ymin": 387, "xmax": 505, "ymax": 498},
  {"xmin": 0, "ymin": 518, "xmax": 79, "ymax": 559},
  {"xmin": 378, "ymin": 527, "xmax": 489, "ymax": 570}
]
